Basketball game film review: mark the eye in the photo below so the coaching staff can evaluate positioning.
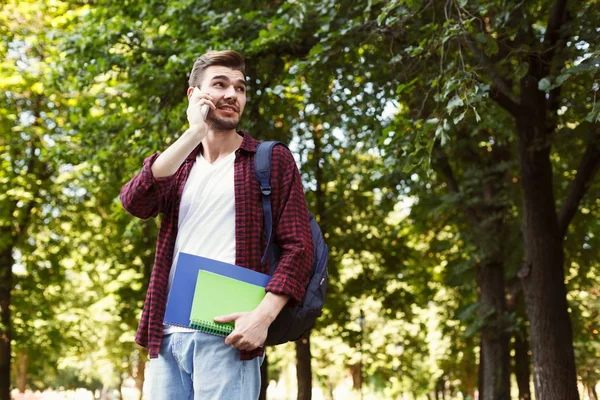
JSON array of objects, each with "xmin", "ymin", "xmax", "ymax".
[
  {"xmin": 213, "ymin": 82, "xmax": 224, "ymax": 88},
  {"xmin": 236, "ymin": 86, "xmax": 246, "ymax": 93}
]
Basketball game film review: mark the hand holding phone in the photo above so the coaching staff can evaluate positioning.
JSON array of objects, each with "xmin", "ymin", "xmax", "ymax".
[{"xmin": 187, "ymin": 88, "xmax": 214, "ymax": 128}]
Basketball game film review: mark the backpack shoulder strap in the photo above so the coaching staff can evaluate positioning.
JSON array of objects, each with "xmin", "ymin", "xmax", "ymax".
[{"xmin": 254, "ymin": 141, "xmax": 285, "ymax": 271}]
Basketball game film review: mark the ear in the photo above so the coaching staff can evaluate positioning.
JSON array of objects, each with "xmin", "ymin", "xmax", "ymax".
[{"xmin": 187, "ymin": 87, "xmax": 195, "ymax": 100}]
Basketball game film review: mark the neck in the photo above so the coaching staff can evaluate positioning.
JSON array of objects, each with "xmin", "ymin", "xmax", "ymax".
[{"xmin": 201, "ymin": 129, "xmax": 243, "ymax": 163}]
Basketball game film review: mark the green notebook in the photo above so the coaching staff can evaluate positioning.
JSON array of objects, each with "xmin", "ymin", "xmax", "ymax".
[{"xmin": 189, "ymin": 270, "xmax": 266, "ymax": 336}]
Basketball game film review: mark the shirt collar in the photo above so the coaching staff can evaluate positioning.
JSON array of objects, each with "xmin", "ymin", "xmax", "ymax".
[{"xmin": 238, "ymin": 130, "xmax": 260, "ymax": 153}]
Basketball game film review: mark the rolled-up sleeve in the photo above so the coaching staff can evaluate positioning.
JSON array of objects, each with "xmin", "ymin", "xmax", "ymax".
[
  {"xmin": 264, "ymin": 146, "xmax": 313, "ymax": 305},
  {"xmin": 120, "ymin": 153, "xmax": 177, "ymax": 219}
]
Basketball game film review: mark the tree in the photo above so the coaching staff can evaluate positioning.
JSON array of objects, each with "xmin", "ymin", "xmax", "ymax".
[
  {"xmin": 272, "ymin": 0, "xmax": 599, "ymax": 398},
  {"xmin": 47, "ymin": 1, "xmax": 600, "ymax": 398},
  {"xmin": 0, "ymin": 1, "xmax": 77, "ymax": 397},
  {"xmin": 371, "ymin": 1, "xmax": 600, "ymax": 398}
]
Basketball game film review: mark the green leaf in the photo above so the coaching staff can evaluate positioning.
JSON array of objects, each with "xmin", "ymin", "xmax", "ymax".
[
  {"xmin": 309, "ymin": 43, "xmax": 324, "ymax": 57},
  {"xmin": 473, "ymin": 107, "xmax": 481, "ymax": 122},
  {"xmin": 515, "ymin": 62, "xmax": 529, "ymax": 79},
  {"xmin": 555, "ymin": 74, "xmax": 570, "ymax": 86},
  {"xmin": 441, "ymin": 131, "xmax": 449, "ymax": 146},
  {"xmin": 453, "ymin": 111, "xmax": 466, "ymax": 125},
  {"xmin": 474, "ymin": 33, "xmax": 488, "ymax": 43},
  {"xmin": 446, "ymin": 95, "xmax": 464, "ymax": 112},
  {"xmin": 538, "ymin": 77, "xmax": 552, "ymax": 92},
  {"xmin": 484, "ymin": 38, "xmax": 499, "ymax": 56}
]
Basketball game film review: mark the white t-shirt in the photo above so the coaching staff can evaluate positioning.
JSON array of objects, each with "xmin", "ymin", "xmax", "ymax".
[{"xmin": 163, "ymin": 151, "xmax": 236, "ymax": 334}]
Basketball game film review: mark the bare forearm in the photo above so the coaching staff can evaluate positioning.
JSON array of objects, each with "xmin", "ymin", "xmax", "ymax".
[
  {"xmin": 255, "ymin": 292, "xmax": 289, "ymax": 324},
  {"xmin": 151, "ymin": 127, "xmax": 205, "ymax": 178},
  {"xmin": 217, "ymin": 292, "xmax": 290, "ymax": 350}
]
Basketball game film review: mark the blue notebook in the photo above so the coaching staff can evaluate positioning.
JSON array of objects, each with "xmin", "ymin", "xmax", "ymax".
[{"xmin": 164, "ymin": 253, "xmax": 271, "ymax": 329}]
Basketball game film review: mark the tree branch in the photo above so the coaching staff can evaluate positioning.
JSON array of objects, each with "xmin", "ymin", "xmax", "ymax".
[
  {"xmin": 558, "ymin": 128, "xmax": 600, "ymax": 238},
  {"xmin": 462, "ymin": 36, "xmax": 521, "ymax": 116},
  {"xmin": 538, "ymin": 0, "xmax": 571, "ymax": 117},
  {"xmin": 544, "ymin": 0, "xmax": 569, "ymax": 59},
  {"xmin": 464, "ymin": 37, "xmax": 515, "ymax": 98},
  {"xmin": 489, "ymin": 86, "xmax": 522, "ymax": 117},
  {"xmin": 491, "ymin": 0, "xmax": 528, "ymax": 61}
]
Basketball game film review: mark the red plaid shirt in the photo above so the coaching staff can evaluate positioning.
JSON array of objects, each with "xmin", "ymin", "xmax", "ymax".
[{"xmin": 120, "ymin": 131, "xmax": 313, "ymax": 360}]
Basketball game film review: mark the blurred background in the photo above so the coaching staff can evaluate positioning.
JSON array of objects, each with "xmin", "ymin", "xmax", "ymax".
[{"xmin": 1, "ymin": 0, "xmax": 599, "ymax": 399}]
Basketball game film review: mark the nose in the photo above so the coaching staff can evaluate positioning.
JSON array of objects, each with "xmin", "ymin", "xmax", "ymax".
[{"xmin": 223, "ymin": 85, "xmax": 237, "ymax": 99}]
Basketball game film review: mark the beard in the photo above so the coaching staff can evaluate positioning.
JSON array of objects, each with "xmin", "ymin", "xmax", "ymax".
[{"xmin": 206, "ymin": 108, "xmax": 240, "ymax": 131}]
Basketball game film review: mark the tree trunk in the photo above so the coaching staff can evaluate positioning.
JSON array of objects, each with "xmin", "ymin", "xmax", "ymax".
[
  {"xmin": 0, "ymin": 246, "xmax": 13, "ymax": 400},
  {"xmin": 462, "ymin": 351, "xmax": 477, "ymax": 399},
  {"xmin": 463, "ymin": 379, "xmax": 476, "ymax": 399},
  {"xmin": 478, "ymin": 261, "xmax": 511, "ymax": 400},
  {"xmin": 118, "ymin": 376, "xmax": 124, "ymax": 400},
  {"xmin": 435, "ymin": 375, "xmax": 447, "ymax": 400},
  {"xmin": 349, "ymin": 363, "xmax": 361, "ymax": 390},
  {"xmin": 259, "ymin": 352, "xmax": 268, "ymax": 400},
  {"xmin": 516, "ymin": 117, "xmax": 578, "ymax": 399},
  {"xmin": 296, "ymin": 335, "xmax": 312, "ymax": 400},
  {"xmin": 505, "ymin": 281, "xmax": 531, "ymax": 400},
  {"xmin": 478, "ymin": 344, "xmax": 484, "ymax": 400},
  {"xmin": 433, "ymin": 142, "xmax": 512, "ymax": 400},
  {"xmin": 513, "ymin": 328, "xmax": 532, "ymax": 400},
  {"xmin": 513, "ymin": 322, "xmax": 532, "ymax": 400},
  {"xmin": 326, "ymin": 380, "xmax": 334, "ymax": 400},
  {"xmin": 136, "ymin": 223, "xmax": 154, "ymax": 400},
  {"xmin": 588, "ymin": 384, "xmax": 598, "ymax": 400},
  {"xmin": 14, "ymin": 352, "xmax": 27, "ymax": 393},
  {"xmin": 134, "ymin": 348, "xmax": 146, "ymax": 400}
]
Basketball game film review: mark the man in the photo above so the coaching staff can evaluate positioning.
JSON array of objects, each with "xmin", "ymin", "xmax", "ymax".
[{"xmin": 120, "ymin": 50, "xmax": 313, "ymax": 399}]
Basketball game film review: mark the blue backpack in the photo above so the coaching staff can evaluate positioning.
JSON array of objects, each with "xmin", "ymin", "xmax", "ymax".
[{"xmin": 254, "ymin": 141, "xmax": 329, "ymax": 345}]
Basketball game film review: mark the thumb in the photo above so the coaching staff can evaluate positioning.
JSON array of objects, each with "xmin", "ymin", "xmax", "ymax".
[{"xmin": 214, "ymin": 313, "xmax": 242, "ymax": 323}]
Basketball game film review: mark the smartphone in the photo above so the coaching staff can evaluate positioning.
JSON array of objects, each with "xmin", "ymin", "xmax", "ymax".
[{"xmin": 201, "ymin": 104, "xmax": 210, "ymax": 120}]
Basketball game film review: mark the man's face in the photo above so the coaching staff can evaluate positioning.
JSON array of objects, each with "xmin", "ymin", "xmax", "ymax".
[{"xmin": 198, "ymin": 65, "xmax": 247, "ymax": 131}]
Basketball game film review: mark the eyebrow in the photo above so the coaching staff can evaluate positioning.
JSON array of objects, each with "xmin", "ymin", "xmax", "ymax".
[{"xmin": 210, "ymin": 75, "xmax": 246, "ymax": 87}]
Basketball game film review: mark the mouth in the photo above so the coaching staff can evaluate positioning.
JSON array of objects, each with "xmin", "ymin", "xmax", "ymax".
[{"xmin": 218, "ymin": 104, "xmax": 239, "ymax": 113}]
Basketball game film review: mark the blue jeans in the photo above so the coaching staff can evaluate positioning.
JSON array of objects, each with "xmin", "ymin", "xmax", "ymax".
[{"xmin": 147, "ymin": 332, "xmax": 263, "ymax": 399}]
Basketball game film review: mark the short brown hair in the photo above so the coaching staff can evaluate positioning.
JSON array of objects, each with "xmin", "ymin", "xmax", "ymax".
[{"xmin": 188, "ymin": 50, "xmax": 246, "ymax": 88}]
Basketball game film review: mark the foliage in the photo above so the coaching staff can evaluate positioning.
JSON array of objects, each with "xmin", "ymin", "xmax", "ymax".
[{"xmin": 2, "ymin": 0, "xmax": 598, "ymax": 397}]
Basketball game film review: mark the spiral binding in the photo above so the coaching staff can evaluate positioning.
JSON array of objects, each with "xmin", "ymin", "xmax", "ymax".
[{"xmin": 189, "ymin": 319, "xmax": 233, "ymax": 337}]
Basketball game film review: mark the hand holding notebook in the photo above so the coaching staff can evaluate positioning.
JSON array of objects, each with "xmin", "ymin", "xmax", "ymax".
[
  {"xmin": 189, "ymin": 270, "xmax": 265, "ymax": 336},
  {"xmin": 164, "ymin": 253, "xmax": 291, "ymax": 350},
  {"xmin": 215, "ymin": 291, "xmax": 290, "ymax": 351}
]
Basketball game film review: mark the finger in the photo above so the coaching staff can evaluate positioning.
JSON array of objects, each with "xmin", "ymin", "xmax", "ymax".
[
  {"xmin": 233, "ymin": 337, "xmax": 249, "ymax": 350},
  {"xmin": 238, "ymin": 342, "xmax": 254, "ymax": 351},
  {"xmin": 192, "ymin": 89, "xmax": 213, "ymax": 102},
  {"xmin": 197, "ymin": 99, "xmax": 217, "ymax": 110},
  {"xmin": 214, "ymin": 313, "xmax": 241, "ymax": 324},
  {"xmin": 191, "ymin": 90, "xmax": 213, "ymax": 105},
  {"xmin": 224, "ymin": 331, "xmax": 241, "ymax": 346},
  {"xmin": 241, "ymin": 340, "xmax": 261, "ymax": 351}
]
